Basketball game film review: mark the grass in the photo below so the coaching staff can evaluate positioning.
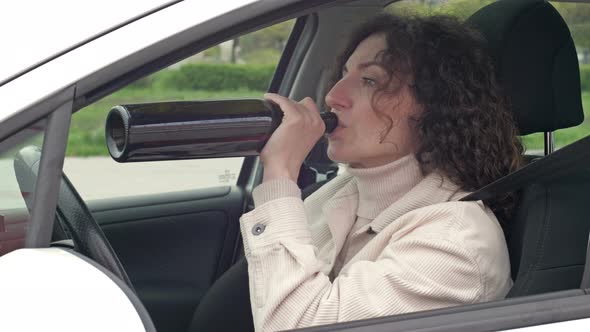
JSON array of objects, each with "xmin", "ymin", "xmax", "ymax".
[
  {"xmin": 66, "ymin": 88, "xmax": 265, "ymax": 156},
  {"xmin": 67, "ymin": 88, "xmax": 590, "ymax": 157}
]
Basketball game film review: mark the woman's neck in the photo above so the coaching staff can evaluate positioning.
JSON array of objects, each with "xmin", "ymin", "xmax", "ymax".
[{"xmin": 346, "ymin": 154, "xmax": 424, "ymax": 219}]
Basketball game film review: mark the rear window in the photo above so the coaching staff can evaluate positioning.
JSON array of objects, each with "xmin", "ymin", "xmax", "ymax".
[{"xmin": 385, "ymin": 0, "xmax": 590, "ymax": 154}]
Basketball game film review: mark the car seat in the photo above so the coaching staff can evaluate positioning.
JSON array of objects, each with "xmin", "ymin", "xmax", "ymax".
[{"xmin": 467, "ymin": 0, "xmax": 587, "ymax": 297}]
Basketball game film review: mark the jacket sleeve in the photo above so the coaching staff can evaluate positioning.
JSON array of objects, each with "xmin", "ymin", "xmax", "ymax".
[{"xmin": 240, "ymin": 180, "xmax": 484, "ymax": 332}]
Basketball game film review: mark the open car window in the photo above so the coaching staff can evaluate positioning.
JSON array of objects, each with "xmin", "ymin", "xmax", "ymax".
[
  {"xmin": 544, "ymin": 2, "xmax": 590, "ymax": 151},
  {"xmin": 63, "ymin": 19, "xmax": 295, "ymax": 200},
  {"xmin": 386, "ymin": 0, "xmax": 590, "ymax": 155}
]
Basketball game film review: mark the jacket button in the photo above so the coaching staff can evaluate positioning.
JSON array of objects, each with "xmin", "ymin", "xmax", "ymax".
[{"xmin": 252, "ymin": 223, "xmax": 266, "ymax": 235}]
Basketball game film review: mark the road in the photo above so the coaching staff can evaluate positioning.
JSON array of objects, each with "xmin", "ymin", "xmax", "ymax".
[
  {"xmin": 1, "ymin": 157, "xmax": 244, "ymax": 208},
  {"xmin": 3, "ymin": 152, "xmax": 542, "ymax": 208},
  {"xmin": 63, "ymin": 156, "xmax": 245, "ymax": 201}
]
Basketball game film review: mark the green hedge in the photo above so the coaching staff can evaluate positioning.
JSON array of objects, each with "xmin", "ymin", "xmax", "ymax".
[
  {"xmin": 129, "ymin": 63, "xmax": 276, "ymax": 91},
  {"xmin": 142, "ymin": 62, "xmax": 590, "ymax": 92}
]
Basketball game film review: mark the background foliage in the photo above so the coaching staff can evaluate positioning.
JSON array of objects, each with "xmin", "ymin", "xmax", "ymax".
[
  {"xmin": 140, "ymin": 63, "xmax": 276, "ymax": 91},
  {"xmin": 68, "ymin": 0, "xmax": 590, "ymax": 156}
]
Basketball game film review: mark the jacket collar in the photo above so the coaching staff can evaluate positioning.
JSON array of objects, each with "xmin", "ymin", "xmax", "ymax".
[
  {"xmin": 320, "ymin": 176, "xmax": 359, "ymax": 258},
  {"xmin": 320, "ymin": 172, "xmax": 468, "ymax": 250}
]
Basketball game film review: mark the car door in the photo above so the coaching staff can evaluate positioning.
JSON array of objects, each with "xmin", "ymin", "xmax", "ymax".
[
  {"xmin": 5, "ymin": 0, "xmax": 590, "ymax": 331},
  {"xmin": 0, "ymin": 2, "xmax": 338, "ymax": 332},
  {"xmin": 61, "ymin": 17, "xmax": 310, "ymax": 332}
]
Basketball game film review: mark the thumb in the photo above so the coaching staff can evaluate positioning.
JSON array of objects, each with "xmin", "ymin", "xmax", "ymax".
[{"xmin": 299, "ymin": 97, "xmax": 320, "ymax": 113}]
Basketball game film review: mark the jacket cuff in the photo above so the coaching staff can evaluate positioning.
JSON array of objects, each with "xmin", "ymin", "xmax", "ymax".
[
  {"xmin": 240, "ymin": 197, "xmax": 312, "ymax": 255},
  {"xmin": 252, "ymin": 178, "xmax": 301, "ymax": 207}
]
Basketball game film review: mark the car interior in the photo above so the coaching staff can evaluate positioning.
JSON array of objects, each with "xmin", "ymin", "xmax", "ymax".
[{"xmin": 3, "ymin": 0, "xmax": 590, "ymax": 331}]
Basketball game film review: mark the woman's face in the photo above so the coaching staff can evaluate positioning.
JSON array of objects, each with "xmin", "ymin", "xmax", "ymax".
[{"xmin": 325, "ymin": 33, "xmax": 420, "ymax": 168}]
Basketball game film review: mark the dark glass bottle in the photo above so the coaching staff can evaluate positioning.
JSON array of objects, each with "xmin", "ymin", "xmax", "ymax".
[{"xmin": 105, "ymin": 99, "xmax": 337, "ymax": 162}]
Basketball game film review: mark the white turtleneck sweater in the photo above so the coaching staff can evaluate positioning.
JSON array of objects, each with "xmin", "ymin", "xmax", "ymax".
[
  {"xmin": 240, "ymin": 155, "xmax": 512, "ymax": 332},
  {"xmin": 329, "ymin": 157, "xmax": 423, "ymax": 279}
]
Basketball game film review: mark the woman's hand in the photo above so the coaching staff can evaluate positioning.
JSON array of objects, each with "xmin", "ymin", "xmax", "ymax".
[{"xmin": 261, "ymin": 93, "xmax": 326, "ymax": 183}]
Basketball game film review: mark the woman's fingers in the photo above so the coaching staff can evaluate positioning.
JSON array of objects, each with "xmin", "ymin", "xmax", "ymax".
[
  {"xmin": 259, "ymin": 94, "xmax": 325, "ymax": 182},
  {"xmin": 264, "ymin": 93, "xmax": 323, "ymax": 129},
  {"xmin": 299, "ymin": 97, "xmax": 320, "ymax": 113},
  {"xmin": 264, "ymin": 93, "xmax": 301, "ymax": 119},
  {"xmin": 299, "ymin": 97, "xmax": 325, "ymax": 132}
]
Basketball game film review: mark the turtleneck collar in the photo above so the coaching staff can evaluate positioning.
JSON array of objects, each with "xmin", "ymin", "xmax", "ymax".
[{"xmin": 345, "ymin": 154, "xmax": 424, "ymax": 219}]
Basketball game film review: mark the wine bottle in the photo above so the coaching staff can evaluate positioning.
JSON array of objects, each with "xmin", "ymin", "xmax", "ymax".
[{"xmin": 105, "ymin": 99, "xmax": 337, "ymax": 162}]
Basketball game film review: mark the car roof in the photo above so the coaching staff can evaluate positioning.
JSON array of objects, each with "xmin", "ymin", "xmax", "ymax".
[
  {"xmin": 0, "ymin": 0, "xmax": 265, "ymax": 123},
  {"xmin": 0, "ymin": 0, "xmax": 176, "ymax": 86}
]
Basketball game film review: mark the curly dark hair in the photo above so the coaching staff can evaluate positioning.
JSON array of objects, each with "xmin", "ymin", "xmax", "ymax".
[{"xmin": 330, "ymin": 14, "xmax": 524, "ymax": 224}]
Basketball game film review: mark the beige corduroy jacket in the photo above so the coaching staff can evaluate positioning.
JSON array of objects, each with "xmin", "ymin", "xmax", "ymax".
[{"xmin": 240, "ymin": 171, "xmax": 512, "ymax": 332}]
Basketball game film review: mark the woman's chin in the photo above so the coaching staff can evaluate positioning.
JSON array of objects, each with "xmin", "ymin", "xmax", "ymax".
[{"xmin": 326, "ymin": 147, "xmax": 351, "ymax": 164}]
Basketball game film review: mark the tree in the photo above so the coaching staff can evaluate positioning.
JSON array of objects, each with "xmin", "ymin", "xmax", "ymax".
[
  {"xmin": 231, "ymin": 38, "xmax": 240, "ymax": 64},
  {"xmin": 239, "ymin": 20, "xmax": 294, "ymax": 63},
  {"xmin": 552, "ymin": 2, "xmax": 590, "ymax": 52},
  {"xmin": 386, "ymin": 0, "xmax": 495, "ymax": 19},
  {"xmin": 385, "ymin": 0, "xmax": 590, "ymax": 54}
]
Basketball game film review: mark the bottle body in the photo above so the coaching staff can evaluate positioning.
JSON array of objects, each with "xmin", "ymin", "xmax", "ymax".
[{"xmin": 105, "ymin": 99, "xmax": 336, "ymax": 162}]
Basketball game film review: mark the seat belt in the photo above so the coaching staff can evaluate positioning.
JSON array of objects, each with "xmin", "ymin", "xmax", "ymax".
[
  {"xmin": 461, "ymin": 133, "xmax": 590, "ymax": 202},
  {"xmin": 459, "ymin": 134, "xmax": 590, "ymax": 289}
]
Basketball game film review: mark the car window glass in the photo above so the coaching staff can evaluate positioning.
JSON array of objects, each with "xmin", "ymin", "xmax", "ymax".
[
  {"xmin": 385, "ymin": 0, "xmax": 496, "ymax": 19},
  {"xmin": 0, "ymin": 119, "xmax": 46, "ymax": 257},
  {"xmin": 519, "ymin": 2, "xmax": 590, "ymax": 153},
  {"xmin": 386, "ymin": 1, "xmax": 590, "ymax": 155},
  {"xmin": 545, "ymin": 2, "xmax": 590, "ymax": 151},
  {"xmin": 64, "ymin": 19, "xmax": 295, "ymax": 201}
]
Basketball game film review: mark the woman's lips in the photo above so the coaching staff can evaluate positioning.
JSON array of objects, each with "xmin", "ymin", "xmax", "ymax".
[
  {"xmin": 327, "ymin": 124, "xmax": 346, "ymax": 138},
  {"xmin": 326, "ymin": 112, "xmax": 345, "ymax": 137}
]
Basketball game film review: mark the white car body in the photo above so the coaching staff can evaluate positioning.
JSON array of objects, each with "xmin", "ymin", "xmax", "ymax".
[
  {"xmin": 1, "ymin": 0, "xmax": 590, "ymax": 331},
  {"xmin": 0, "ymin": 0, "xmax": 261, "ymax": 121}
]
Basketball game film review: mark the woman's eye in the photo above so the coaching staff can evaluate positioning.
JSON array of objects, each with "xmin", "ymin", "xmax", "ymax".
[{"xmin": 362, "ymin": 77, "xmax": 377, "ymax": 87}]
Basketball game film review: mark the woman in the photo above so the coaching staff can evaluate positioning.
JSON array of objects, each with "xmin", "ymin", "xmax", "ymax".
[{"xmin": 240, "ymin": 14, "xmax": 523, "ymax": 331}]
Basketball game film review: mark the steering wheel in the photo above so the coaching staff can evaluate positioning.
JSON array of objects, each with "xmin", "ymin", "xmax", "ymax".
[{"xmin": 14, "ymin": 146, "xmax": 134, "ymax": 289}]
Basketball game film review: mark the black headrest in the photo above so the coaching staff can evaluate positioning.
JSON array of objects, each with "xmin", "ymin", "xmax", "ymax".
[{"xmin": 467, "ymin": 0, "xmax": 583, "ymax": 135}]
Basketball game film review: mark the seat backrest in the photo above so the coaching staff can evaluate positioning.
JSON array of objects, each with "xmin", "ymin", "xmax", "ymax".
[
  {"xmin": 467, "ymin": 0, "xmax": 587, "ymax": 296},
  {"xmin": 508, "ymin": 169, "xmax": 590, "ymax": 295}
]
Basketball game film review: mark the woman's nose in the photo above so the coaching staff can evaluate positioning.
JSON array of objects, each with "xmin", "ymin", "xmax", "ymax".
[{"xmin": 325, "ymin": 78, "xmax": 352, "ymax": 111}]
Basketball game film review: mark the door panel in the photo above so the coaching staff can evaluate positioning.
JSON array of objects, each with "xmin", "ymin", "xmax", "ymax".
[
  {"xmin": 0, "ymin": 208, "xmax": 28, "ymax": 256},
  {"xmin": 88, "ymin": 185, "xmax": 244, "ymax": 332}
]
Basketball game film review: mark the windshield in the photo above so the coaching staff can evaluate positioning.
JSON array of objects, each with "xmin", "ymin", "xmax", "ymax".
[{"xmin": 0, "ymin": 119, "xmax": 47, "ymax": 256}]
